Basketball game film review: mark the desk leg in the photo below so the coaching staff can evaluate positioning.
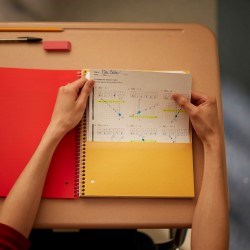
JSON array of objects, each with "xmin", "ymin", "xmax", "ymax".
[{"xmin": 156, "ymin": 228, "xmax": 188, "ymax": 250}]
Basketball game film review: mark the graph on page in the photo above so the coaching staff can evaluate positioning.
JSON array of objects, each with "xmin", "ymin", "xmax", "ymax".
[{"xmin": 87, "ymin": 69, "xmax": 191, "ymax": 143}]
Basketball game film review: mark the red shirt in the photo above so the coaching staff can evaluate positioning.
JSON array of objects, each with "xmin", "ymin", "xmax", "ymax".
[{"xmin": 0, "ymin": 223, "xmax": 30, "ymax": 250}]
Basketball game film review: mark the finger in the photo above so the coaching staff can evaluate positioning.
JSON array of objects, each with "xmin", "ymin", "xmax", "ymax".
[
  {"xmin": 76, "ymin": 80, "xmax": 95, "ymax": 108},
  {"xmin": 191, "ymin": 91, "xmax": 208, "ymax": 105},
  {"xmin": 191, "ymin": 91, "xmax": 207, "ymax": 101},
  {"xmin": 172, "ymin": 93, "xmax": 195, "ymax": 114},
  {"xmin": 68, "ymin": 77, "xmax": 88, "ymax": 91}
]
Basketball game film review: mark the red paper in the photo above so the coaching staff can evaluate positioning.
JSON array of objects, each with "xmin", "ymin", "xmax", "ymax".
[{"xmin": 0, "ymin": 67, "xmax": 79, "ymax": 198}]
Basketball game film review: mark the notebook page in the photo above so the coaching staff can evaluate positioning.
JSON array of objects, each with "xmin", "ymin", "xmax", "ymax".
[{"xmin": 86, "ymin": 69, "xmax": 192, "ymax": 143}]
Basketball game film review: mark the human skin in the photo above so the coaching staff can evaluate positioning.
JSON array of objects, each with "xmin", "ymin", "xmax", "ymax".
[
  {"xmin": 0, "ymin": 77, "xmax": 94, "ymax": 237},
  {"xmin": 172, "ymin": 91, "xmax": 229, "ymax": 250}
]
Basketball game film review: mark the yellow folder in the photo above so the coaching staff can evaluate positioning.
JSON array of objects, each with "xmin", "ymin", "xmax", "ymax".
[{"xmin": 80, "ymin": 141, "xmax": 194, "ymax": 198}]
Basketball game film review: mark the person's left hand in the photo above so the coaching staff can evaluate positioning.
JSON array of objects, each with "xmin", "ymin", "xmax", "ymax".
[{"xmin": 49, "ymin": 77, "xmax": 94, "ymax": 138}]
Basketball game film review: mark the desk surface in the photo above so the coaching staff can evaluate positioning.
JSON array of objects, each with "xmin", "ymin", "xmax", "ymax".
[{"xmin": 0, "ymin": 22, "xmax": 226, "ymax": 229}]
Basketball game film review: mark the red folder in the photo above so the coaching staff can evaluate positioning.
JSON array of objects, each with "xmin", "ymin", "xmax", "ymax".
[{"xmin": 0, "ymin": 67, "xmax": 79, "ymax": 198}]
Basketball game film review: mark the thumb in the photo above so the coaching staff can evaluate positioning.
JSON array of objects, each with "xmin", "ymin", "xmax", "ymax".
[
  {"xmin": 76, "ymin": 80, "xmax": 94, "ymax": 108},
  {"xmin": 172, "ymin": 93, "xmax": 195, "ymax": 115}
]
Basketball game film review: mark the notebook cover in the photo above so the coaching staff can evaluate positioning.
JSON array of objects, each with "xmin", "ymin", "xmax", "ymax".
[
  {"xmin": 0, "ymin": 67, "xmax": 79, "ymax": 198},
  {"xmin": 82, "ymin": 141, "xmax": 194, "ymax": 197}
]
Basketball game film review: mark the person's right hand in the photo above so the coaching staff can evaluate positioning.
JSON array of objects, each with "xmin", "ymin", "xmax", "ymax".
[
  {"xmin": 49, "ymin": 77, "xmax": 94, "ymax": 140},
  {"xmin": 172, "ymin": 91, "xmax": 221, "ymax": 146}
]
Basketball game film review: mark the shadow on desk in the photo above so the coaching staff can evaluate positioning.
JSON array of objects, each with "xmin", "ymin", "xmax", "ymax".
[
  {"xmin": 29, "ymin": 228, "xmax": 188, "ymax": 250},
  {"xmin": 29, "ymin": 229, "xmax": 155, "ymax": 250}
]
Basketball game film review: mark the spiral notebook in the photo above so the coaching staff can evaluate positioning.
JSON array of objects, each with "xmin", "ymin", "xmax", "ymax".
[{"xmin": 0, "ymin": 67, "xmax": 194, "ymax": 199}]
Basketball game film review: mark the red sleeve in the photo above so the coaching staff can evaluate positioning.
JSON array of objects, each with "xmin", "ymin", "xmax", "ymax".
[{"xmin": 0, "ymin": 223, "xmax": 30, "ymax": 250}]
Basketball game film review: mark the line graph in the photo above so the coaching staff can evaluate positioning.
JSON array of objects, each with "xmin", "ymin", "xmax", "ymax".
[
  {"xmin": 97, "ymin": 98, "xmax": 125, "ymax": 120},
  {"xmin": 87, "ymin": 69, "xmax": 192, "ymax": 143},
  {"xmin": 129, "ymin": 100, "xmax": 159, "ymax": 120},
  {"xmin": 95, "ymin": 87, "xmax": 126, "ymax": 120}
]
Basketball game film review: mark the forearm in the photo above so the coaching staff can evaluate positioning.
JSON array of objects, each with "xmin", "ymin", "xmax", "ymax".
[
  {"xmin": 191, "ymin": 137, "xmax": 229, "ymax": 250},
  {"xmin": 0, "ymin": 124, "xmax": 63, "ymax": 237},
  {"xmin": 0, "ymin": 78, "xmax": 94, "ymax": 239}
]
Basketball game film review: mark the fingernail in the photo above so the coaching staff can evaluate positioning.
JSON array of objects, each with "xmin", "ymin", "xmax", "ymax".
[{"xmin": 88, "ymin": 80, "xmax": 94, "ymax": 86}]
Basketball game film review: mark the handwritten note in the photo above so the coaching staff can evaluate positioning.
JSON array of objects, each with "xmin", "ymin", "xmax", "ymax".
[{"xmin": 86, "ymin": 69, "xmax": 192, "ymax": 143}]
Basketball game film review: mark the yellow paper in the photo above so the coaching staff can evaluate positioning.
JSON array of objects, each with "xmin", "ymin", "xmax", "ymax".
[{"xmin": 81, "ymin": 142, "xmax": 194, "ymax": 198}]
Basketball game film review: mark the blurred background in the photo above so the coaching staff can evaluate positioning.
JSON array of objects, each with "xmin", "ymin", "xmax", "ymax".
[{"xmin": 0, "ymin": 0, "xmax": 249, "ymax": 249}]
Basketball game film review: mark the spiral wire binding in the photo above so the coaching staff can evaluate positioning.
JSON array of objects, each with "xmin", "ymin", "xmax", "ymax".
[
  {"xmin": 80, "ymin": 112, "xmax": 87, "ymax": 197},
  {"xmin": 74, "ymin": 70, "xmax": 88, "ymax": 197}
]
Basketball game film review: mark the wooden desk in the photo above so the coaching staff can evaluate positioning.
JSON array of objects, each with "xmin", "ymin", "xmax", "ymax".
[{"xmin": 0, "ymin": 22, "xmax": 226, "ymax": 229}]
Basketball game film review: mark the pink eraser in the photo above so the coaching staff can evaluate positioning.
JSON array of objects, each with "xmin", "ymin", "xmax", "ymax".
[{"xmin": 43, "ymin": 41, "xmax": 71, "ymax": 51}]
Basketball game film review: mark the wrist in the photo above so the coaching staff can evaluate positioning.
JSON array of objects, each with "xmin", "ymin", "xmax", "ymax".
[
  {"xmin": 199, "ymin": 123, "xmax": 223, "ymax": 148},
  {"xmin": 202, "ymin": 133, "xmax": 224, "ymax": 157},
  {"xmin": 43, "ymin": 123, "xmax": 65, "ymax": 146}
]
